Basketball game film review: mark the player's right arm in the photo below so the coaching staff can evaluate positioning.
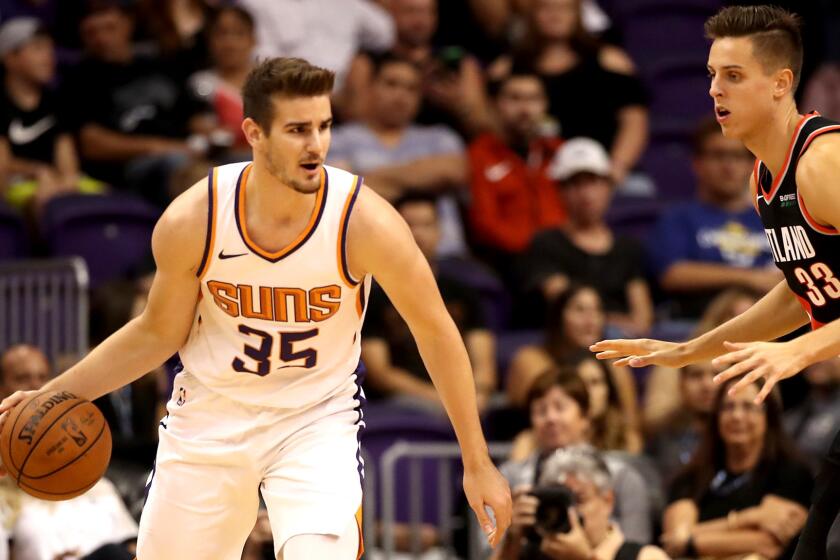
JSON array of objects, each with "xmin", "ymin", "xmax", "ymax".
[
  {"xmin": 0, "ymin": 179, "xmax": 208, "ymax": 411},
  {"xmin": 591, "ymin": 278, "xmax": 807, "ymax": 368},
  {"xmin": 591, "ymin": 177, "xmax": 808, "ymax": 368}
]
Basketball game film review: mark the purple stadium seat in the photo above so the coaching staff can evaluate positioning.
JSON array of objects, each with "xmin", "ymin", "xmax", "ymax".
[
  {"xmin": 0, "ymin": 203, "xmax": 27, "ymax": 260},
  {"xmin": 437, "ymin": 256, "xmax": 511, "ymax": 332},
  {"xmin": 646, "ymin": 56, "xmax": 715, "ymax": 122},
  {"xmin": 361, "ymin": 402, "xmax": 458, "ymax": 525},
  {"xmin": 496, "ymin": 330, "xmax": 543, "ymax": 387},
  {"xmin": 41, "ymin": 194, "xmax": 160, "ymax": 288},
  {"xmin": 639, "ymin": 140, "xmax": 697, "ymax": 201},
  {"xmin": 607, "ymin": 195, "xmax": 668, "ymax": 241}
]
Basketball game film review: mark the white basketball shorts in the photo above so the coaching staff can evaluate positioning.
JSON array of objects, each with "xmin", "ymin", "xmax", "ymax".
[{"xmin": 135, "ymin": 369, "xmax": 365, "ymax": 560}]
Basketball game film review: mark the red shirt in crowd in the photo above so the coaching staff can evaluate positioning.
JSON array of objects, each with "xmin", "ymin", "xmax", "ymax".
[{"xmin": 468, "ymin": 133, "xmax": 566, "ymax": 253}]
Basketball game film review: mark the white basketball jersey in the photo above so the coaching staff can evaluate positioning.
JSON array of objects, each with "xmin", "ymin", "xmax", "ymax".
[{"xmin": 179, "ymin": 162, "xmax": 370, "ymax": 408}]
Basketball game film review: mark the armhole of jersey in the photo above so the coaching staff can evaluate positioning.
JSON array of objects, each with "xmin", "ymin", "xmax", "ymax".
[
  {"xmin": 196, "ymin": 167, "xmax": 218, "ymax": 280},
  {"xmin": 751, "ymin": 159, "xmax": 761, "ymax": 215},
  {"xmin": 337, "ymin": 175, "xmax": 364, "ymax": 288}
]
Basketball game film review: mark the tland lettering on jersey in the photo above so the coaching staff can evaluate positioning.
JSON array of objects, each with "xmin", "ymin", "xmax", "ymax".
[
  {"xmin": 178, "ymin": 161, "xmax": 371, "ymax": 407},
  {"xmin": 755, "ymin": 114, "xmax": 840, "ymax": 327},
  {"xmin": 763, "ymin": 225, "xmax": 816, "ymax": 263}
]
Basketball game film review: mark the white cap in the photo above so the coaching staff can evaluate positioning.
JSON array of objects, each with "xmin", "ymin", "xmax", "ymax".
[
  {"xmin": 0, "ymin": 18, "xmax": 46, "ymax": 57},
  {"xmin": 549, "ymin": 137, "xmax": 611, "ymax": 181}
]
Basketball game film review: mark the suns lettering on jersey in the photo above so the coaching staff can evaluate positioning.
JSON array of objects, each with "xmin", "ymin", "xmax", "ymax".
[{"xmin": 206, "ymin": 280, "xmax": 342, "ymax": 322}]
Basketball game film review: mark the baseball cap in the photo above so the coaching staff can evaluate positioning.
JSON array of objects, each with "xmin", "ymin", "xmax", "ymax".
[
  {"xmin": 0, "ymin": 17, "xmax": 48, "ymax": 57},
  {"xmin": 549, "ymin": 137, "xmax": 612, "ymax": 181}
]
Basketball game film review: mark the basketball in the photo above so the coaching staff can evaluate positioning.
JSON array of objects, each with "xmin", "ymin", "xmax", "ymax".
[{"xmin": 0, "ymin": 390, "xmax": 112, "ymax": 501}]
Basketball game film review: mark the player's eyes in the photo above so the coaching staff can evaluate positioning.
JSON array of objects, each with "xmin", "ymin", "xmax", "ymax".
[{"xmin": 729, "ymin": 73, "xmax": 739, "ymax": 81}]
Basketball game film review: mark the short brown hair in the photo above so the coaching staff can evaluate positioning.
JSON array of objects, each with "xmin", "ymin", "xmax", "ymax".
[
  {"xmin": 242, "ymin": 57, "xmax": 335, "ymax": 131},
  {"xmin": 525, "ymin": 366, "xmax": 590, "ymax": 416},
  {"xmin": 705, "ymin": 6, "xmax": 803, "ymax": 92}
]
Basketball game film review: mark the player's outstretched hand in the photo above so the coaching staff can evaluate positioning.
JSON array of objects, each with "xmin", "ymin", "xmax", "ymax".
[
  {"xmin": 463, "ymin": 458, "xmax": 512, "ymax": 548},
  {"xmin": 589, "ymin": 338, "xmax": 689, "ymax": 368},
  {"xmin": 0, "ymin": 390, "xmax": 39, "ymax": 476},
  {"xmin": 712, "ymin": 341, "xmax": 806, "ymax": 403}
]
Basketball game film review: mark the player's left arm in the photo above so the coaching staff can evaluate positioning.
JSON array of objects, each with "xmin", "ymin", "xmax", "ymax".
[
  {"xmin": 714, "ymin": 135, "xmax": 840, "ymax": 401},
  {"xmin": 347, "ymin": 185, "xmax": 512, "ymax": 546}
]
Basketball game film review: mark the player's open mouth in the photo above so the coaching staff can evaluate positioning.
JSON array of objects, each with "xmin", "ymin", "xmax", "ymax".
[
  {"xmin": 715, "ymin": 106, "xmax": 731, "ymax": 122},
  {"xmin": 300, "ymin": 163, "xmax": 320, "ymax": 171}
]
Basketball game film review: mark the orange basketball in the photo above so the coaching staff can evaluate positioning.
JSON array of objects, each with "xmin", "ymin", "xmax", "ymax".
[{"xmin": 0, "ymin": 390, "xmax": 112, "ymax": 500}]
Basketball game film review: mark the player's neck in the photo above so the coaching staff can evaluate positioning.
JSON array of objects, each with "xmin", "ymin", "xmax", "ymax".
[
  {"xmin": 742, "ymin": 102, "xmax": 801, "ymax": 175},
  {"xmin": 248, "ymin": 163, "xmax": 314, "ymax": 223}
]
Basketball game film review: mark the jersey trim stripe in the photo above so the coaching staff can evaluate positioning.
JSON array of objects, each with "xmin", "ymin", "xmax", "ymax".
[
  {"xmin": 798, "ymin": 192, "xmax": 840, "ymax": 235},
  {"xmin": 196, "ymin": 167, "xmax": 218, "ymax": 279},
  {"xmin": 235, "ymin": 164, "xmax": 329, "ymax": 263},
  {"xmin": 751, "ymin": 159, "xmax": 761, "ymax": 215},
  {"xmin": 760, "ymin": 113, "xmax": 818, "ymax": 204},
  {"xmin": 800, "ymin": 124, "xmax": 840, "ymax": 154},
  {"xmin": 338, "ymin": 175, "xmax": 364, "ymax": 287}
]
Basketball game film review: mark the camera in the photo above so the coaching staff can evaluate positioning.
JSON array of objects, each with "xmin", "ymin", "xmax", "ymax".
[{"xmin": 530, "ymin": 485, "xmax": 576, "ymax": 534}]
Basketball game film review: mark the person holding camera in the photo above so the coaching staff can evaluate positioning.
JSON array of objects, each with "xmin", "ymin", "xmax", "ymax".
[
  {"xmin": 495, "ymin": 445, "xmax": 668, "ymax": 560},
  {"xmin": 499, "ymin": 368, "xmax": 653, "ymax": 547}
]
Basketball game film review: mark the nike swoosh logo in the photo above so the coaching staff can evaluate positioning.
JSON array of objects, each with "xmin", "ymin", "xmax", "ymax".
[
  {"xmin": 8, "ymin": 116, "xmax": 56, "ymax": 145},
  {"xmin": 218, "ymin": 250, "xmax": 248, "ymax": 260},
  {"xmin": 484, "ymin": 161, "xmax": 512, "ymax": 182}
]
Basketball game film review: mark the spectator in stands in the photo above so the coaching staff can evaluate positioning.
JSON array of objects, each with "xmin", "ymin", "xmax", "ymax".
[
  {"xmin": 521, "ymin": 138, "xmax": 654, "ymax": 336},
  {"xmin": 188, "ymin": 5, "xmax": 256, "ymax": 155},
  {"xmin": 499, "ymin": 368, "xmax": 652, "ymax": 546},
  {"xmin": 784, "ymin": 358, "xmax": 840, "ymax": 473},
  {"xmin": 62, "ymin": 0, "xmax": 216, "ymax": 207},
  {"xmin": 490, "ymin": 0, "xmax": 648, "ymax": 183},
  {"xmin": 340, "ymin": 0, "xmax": 492, "ymax": 136},
  {"xmin": 0, "ymin": 344, "xmax": 50, "ymax": 396},
  {"xmin": 646, "ymin": 361, "xmax": 717, "ymax": 483},
  {"xmin": 648, "ymin": 118, "xmax": 778, "ymax": 319},
  {"xmin": 238, "ymin": 0, "xmax": 393, "ymax": 90},
  {"xmin": 496, "ymin": 445, "xmax": 668, "ymax": 560},
  {"xmin": 643, "ymin": 287, "xmax": 760, "ymax": 433},
  {"xmin": 361, "ymin": 192, "xmax": 496, "ymax": 412},
  {"xmin": 329, "ymin": 53, "xmax": 468, "ymax": 255},
  {"xmin": 506, "ymin": 285, "xmax": 642, "ymax": 453},
  {"xmin": 803, "ymin": 63, "xmax": 840, "ymax": 122},
  {"xmin": 0, "ymin": 345, "xmax": 138, "ymax": 560},
  {"xmin": 0, "ymin": 18, "xmax": 104, "ymax": 211},
  {"xmin": 134, "ymin": 0, "xmax": 215, "ymax": 78},
  {"xmin": 661, "ymin": 378, "xmax": 811, "ymax": 559},
  {"xmin": 467, "ymin": 69, "xmax": 565, "ymax": 285}
]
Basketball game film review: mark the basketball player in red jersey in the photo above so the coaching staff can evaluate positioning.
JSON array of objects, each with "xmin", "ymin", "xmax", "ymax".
[{"xmin": 592, "ymin": 6, "xmax": 839, "ymax": 559}]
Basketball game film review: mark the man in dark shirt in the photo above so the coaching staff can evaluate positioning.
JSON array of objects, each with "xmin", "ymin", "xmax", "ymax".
[
  {"xmin": 62, "ymin": 1, "xmax": 214, "ymax": 206},
  {"xmin": 0, "ymin": 17, "xmax": 102, "ymax": 208},
  {"xmin": 361, "ymin": 192, "xmax": 497, "ymax": 411},
  {"xmin": 521, "ymin": 138, "xmax": 653, "ymax": 335}
]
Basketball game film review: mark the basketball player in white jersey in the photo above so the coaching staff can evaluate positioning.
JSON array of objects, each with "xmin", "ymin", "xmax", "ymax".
[{"xmin": 0, "ymin": 57, "xmax": 512, "ymax": 559}]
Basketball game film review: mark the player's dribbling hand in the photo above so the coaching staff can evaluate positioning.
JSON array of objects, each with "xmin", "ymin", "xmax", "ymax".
[
  {"xmin": 589, "ymin": 338, "xmax": 689, "ymax": 368},
  {"xmin": 0, "ymin": 390, "xmax": 40, "ymax": 476},
  {"xmin": 463, "ymin": 458, "xmax": 512, "ymax": 548},
  {"xmin": 712, "ymin": 341, "xmax": 806, "ymax": 403}
]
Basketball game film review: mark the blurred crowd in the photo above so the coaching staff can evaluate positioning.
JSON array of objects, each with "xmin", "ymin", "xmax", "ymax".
[{"xmin": 1, "ymin": 0, "xmax": 840, "ymax": 559}]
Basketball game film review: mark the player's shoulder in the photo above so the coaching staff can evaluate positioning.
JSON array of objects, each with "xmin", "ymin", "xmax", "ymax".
[
  {"xmin": 797, "ymin": 132, "xmax": 840, "ymax": 190},
  {"xmin": 346, "ymin": 183, "xmax": 405, "ymax": 237},
  {"xmin": 152, "ymin": 174, "xmax": 211, "ymax": 270}
]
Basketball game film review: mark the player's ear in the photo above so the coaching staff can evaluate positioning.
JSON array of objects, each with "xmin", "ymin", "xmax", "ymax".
[
  {"xmin": 242, "ymin": 117, "xmax": 263, "ymax": 147},
  {"xmin": 773, "ymin": 68, "xmax": 795, "ymax": 99}
]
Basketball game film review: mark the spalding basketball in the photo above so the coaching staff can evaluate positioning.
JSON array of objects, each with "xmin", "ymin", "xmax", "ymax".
[{"xmin": 0, "ymin": 390, "xmax": 112, "ymax": 500}]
